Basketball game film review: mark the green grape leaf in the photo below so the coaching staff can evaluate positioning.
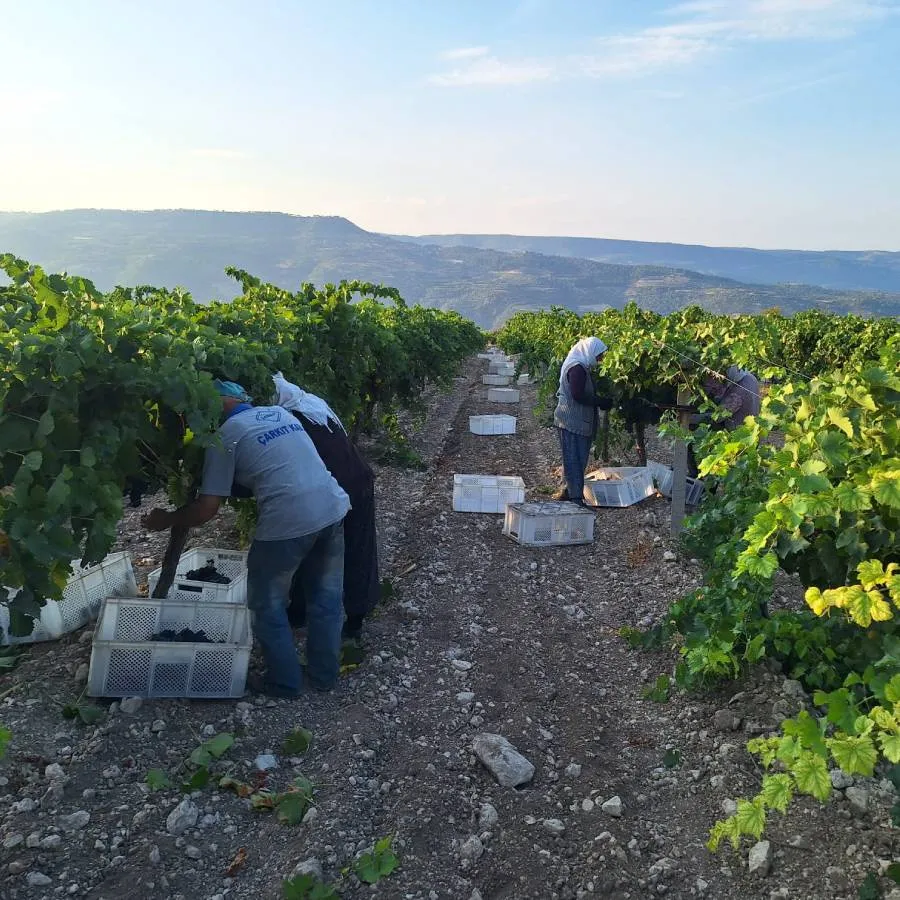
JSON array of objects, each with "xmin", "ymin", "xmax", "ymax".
[
  {"xmin": 0, "ymin": 724, "xmax": 11, "ymax": 760},
  {"xmin": 145, "ymin": 768, "xmax": 172, "ymax": 791},
  {"xmin": 828, "ymin": 734, "xmax": 877, "ymax": 776},
  {"xmin": 872, "ymin": 473, "xmax": 900, "ymax": 509},
  {"xmin": 181, "ymin": 766, "xmax": 211, "ymax": 793},
  {"xmin": 878, "ymin": 732, "xmax": 900, "ymax": 764},
  {"xmin": 275, "ymin": 792, "xmax": 310, "ymax": 826},
  {"xmin": 760, "ymin": 774, "xmax": 794, "ymax": 813},
  {"xmin": 790, "ymin": 752, "xmax": 831, "ymax": 801},
  {"xmin": 734, "ymin": 798, "xmax": 767, "ymax": 840},
  {"xmin": 282, "ymin": 727, "xmax": 313, "ymax": 756}
]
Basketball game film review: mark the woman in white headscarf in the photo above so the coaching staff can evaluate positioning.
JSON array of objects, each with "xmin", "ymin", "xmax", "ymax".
[
  {"xmin": 270, "ymin": 373, "xmax": 379, "ymax": 639},
  {"xmin": 552, "ymin": 337, "xmax": 613, "ymax": 504}
]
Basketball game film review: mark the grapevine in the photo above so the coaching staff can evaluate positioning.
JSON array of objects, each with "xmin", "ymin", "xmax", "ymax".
[{"xmin": 0, "ymin": 256, "xmax": 483, "ymax": 633}]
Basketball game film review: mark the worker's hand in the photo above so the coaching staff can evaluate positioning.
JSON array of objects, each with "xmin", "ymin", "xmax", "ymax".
[{"xmin": 142, "ymin": 508, "xmax": 174, "ymax": 532}]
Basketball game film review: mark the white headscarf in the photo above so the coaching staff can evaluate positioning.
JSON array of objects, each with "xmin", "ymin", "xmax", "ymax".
[
  {"xmin": 558, "ymin": 337, "xmax": 608, "ymax": 393},
  {"xmin": 271, "ymin": 372, "xmax": 346, "ymax": 433}
]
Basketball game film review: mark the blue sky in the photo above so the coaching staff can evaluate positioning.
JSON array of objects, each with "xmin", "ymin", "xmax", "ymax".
[{"xmin": 1, "ymin": 0, "xmax": 898, "ymax": 249}]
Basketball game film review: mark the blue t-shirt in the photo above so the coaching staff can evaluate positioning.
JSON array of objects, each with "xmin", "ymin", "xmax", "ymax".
[{"xmin": 200, "ymin": 406, "xmax": 351, "ymax": 541}]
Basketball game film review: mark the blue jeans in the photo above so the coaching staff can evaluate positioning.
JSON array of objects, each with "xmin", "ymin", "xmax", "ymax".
[
  {"xmin": 558, "ymin": 427, "xmax": 592, "ymax": 504},
  {"xmin": 246, "ymin": 521, "xmax": 345, "ymax": 696}
]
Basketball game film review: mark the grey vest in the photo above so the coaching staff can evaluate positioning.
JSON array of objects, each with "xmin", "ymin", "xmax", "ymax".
[{"xmin": 554, "ymin": 364, "xmax": 598, "ymax": 437}]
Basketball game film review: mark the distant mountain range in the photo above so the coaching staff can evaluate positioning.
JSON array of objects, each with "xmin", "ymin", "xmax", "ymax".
[
  {"xmin": 397, "ymin": 233, "xmax": 900, "ymax": 295},
  {"xmin": 1, "ymin": 210, "xmax": 897, "ymax": 328}
]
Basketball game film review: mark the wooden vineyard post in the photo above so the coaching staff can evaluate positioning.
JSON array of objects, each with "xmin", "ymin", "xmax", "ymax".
[{"xmin": 670, "ymin": 389, "xmax": 692, "ymax": 538}]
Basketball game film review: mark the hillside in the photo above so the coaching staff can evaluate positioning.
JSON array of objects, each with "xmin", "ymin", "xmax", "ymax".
[
  {"xmin": 400, "ymin": 232, "xmax": 900, "ymax": 295},
  {"xmin": 1, "ymin": 210, "xmax": 898, "ymax": 327}
]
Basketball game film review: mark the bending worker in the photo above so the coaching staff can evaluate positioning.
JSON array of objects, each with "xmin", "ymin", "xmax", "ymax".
[{"xmin": 143, "ymin": 379, "xmax": 350, "ymax": 698}]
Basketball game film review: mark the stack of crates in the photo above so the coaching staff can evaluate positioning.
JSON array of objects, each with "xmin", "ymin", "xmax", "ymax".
[{"xmin": 88, "ymin": 547, "xmax": 251, "ymax": 699}]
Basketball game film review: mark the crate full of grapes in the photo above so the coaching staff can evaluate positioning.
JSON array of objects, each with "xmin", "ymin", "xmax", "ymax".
[
  {"xmin": 147, "ymin": 549, "xmax": 248, "ymax": 604},
  {"xmin": 87, "ymin": 597, "xmax": 251, "ymax": 699}
]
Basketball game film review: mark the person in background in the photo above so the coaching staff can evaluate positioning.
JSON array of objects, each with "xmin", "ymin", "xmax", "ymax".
[
  {"xmin": 687, "ymin": 366, "xmax": 762, "ymax": 476},
  {"xmin": 271, "ymin": 373, "xmax": 379, "ymax": 640},
  {"xmin": 143, "ymin": 379, "xmax": 350, "ymax": 698},
  {"xmin": 552, "ymin": 337, "xmax": 613, "ymax": 505}
]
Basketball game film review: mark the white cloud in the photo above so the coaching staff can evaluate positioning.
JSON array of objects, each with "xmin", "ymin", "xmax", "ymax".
[
  {"xmin": 428, "ymin": 0, "xmax": 898, "ymax": 86},
  {"xmin": 428, "ymin": 54, "xmax": 554, "ymax": 87},
  {"xmin": 440, "ymin": 46, "xmax": 490, "ymax": 60}
]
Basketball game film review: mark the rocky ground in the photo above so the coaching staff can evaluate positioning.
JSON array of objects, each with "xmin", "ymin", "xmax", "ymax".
[{"xmin": 1, "ymin": 358, "xmax": 897, "ymax": 900}]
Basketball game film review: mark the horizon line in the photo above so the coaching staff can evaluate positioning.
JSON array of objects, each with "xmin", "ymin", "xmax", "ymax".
[{"xmin": 0, "ymin": 206, "xmax": 897, "ymax": 256}]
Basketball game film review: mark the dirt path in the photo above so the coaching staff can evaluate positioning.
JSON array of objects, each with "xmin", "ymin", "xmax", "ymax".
[{"xmin": 1, "ymin": 360, "xmax": 896, "ymax": 900}]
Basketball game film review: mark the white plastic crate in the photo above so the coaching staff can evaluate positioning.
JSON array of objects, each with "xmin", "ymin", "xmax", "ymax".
[
  {"xmin": 503, "ymin": 501, "xmax": 595, "ymax": 547},
  {"xmin": 647, "ymin": 461, "xmax": 674, "ymax": 497},
  {"xmin": 469, "ymin": 415, "xmax": 517, "ymax": 436},
  {"xmin": 489, "ymin": 363, "xmax": 515, "ymax": 376},
  {"xmin": 487, "ymin": 388, "xmax": 520, "ymax": 403},
  {"xmin": 453, "ymin": 475, "xmax": 525, "ymax": 513},
  {"xmin": 87, "ymin": 597, "xmax": 251, "ymax": 698},
  {"xmin": 1, "ymin": 552, "xmax": 138, "ymax": 645},
  {"xmin": 148, "ymin": 548, "xmax": 248, "ymax": 604},
  {"xmin": 517, "ymin": 373, "xmax": 531, "ymax": 385},
  {"xmin": 482, "ymin": 374, "xmax": 512, "ymax": 386},
  {"xmin": 583, "ymin": 467, "xmax": 656, "ymax": 508},
  {"xmin": 0, "ymin": 597, "xmax": 64, "ymax": 645},
  {"xmin": 646, "ymin": 462, "xmax": 705, "ymax": 505}
]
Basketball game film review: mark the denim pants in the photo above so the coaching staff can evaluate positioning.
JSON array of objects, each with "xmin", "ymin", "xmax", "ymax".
[
  {"xmin": 558, "ymin": 427, "xmax": 592, "ymax": 504},
  {"xmin": 247, "ymin": 521, "xmax": 345, "ymax": 696}
]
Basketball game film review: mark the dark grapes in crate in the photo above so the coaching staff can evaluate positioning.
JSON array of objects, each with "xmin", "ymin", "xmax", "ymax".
[
  {"xmin": 184, "ymin": 559, "xmax": 232, "ymax": 584},
  {"xmin": 149, "ymin": 628, "xmax": 216, "ymax": 643}
]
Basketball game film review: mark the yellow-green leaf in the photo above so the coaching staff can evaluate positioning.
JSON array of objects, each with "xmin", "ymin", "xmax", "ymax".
[
  {"xmin": 760, "ymin": 774, "xmax": 793, "ymax": 813},
  {"xmin": 734, "ymin": 798, "xmax": 767, "ymax": 840},
  {"xmin": 872, "ymin": 472, "xmax": 900, "ymax": 509},
  {"xmin": 805, "ymin": 587, "xmax": 831, "ymax": 617},
  {"xmin": 828, "ymin": 734, "xmax": 877, "ymax": 776},
  {"xmin": 791, "ymin": 752, "xmax": 831, "ymax": 801},
  {"xmin": 827, "ymin": 407, "xmax": 854, "ymax": 438},
  {"xmin": 878, "ymin": 732, "xmax": 900, "ymax": 764}
]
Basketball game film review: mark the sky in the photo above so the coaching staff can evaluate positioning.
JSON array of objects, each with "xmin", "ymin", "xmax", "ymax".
[{"xmin": 1, "ymin": 0, "xmax": 899, "ymax": 250}]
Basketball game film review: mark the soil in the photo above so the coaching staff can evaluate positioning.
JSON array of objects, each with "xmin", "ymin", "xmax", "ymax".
[{"xmin": 0, "ymin": 358, "xmax": 896, "ymax": 900}]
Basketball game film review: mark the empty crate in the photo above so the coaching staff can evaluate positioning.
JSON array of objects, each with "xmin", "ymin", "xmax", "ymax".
[
  {"xmin": 646, "ymin": 462, "xmax": 705, "ymax": 505},
  {"xmin": 469, "ymin": 415, "xmax": 517, "ymax": 436},
  {"xmin": 148, "ymin": 548, "xmax": 248, "ymax": 604},
  {"xmin": 647, "ymin": 461, "xmax": 673, "ymax": 497},
  {"xmin": 489, "ymin": 363, "xmax": 515, "ymax": 376},
  {"xmin": 88, "ymin": 597, "xmax": 251, "ymax": 698},
  {"xmin": 583, "ymin": 467, "xmax": 656, "ymax": 508},
  {"xmin": 503, "ymin": 501, "xmax": 595, "ymax": 547},
  {"xmin": 483, "ymin": 374, "xmax": 512, "ymax": 386},
  {"xmin": 453, "ymin": 475, "xmax": 525, "ymax": 513},
  {"xmin": 487, "ymin": 388, "xmax": 520, "ymax": 403},
  {"xmin": 1, "ymin": 551, "xmax": 138, "ymax": 645}
]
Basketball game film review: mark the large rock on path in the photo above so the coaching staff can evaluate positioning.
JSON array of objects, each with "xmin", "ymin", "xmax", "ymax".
[{"xmin": 472, "ymin": 733, "xmax": 535, "ymax": 788}]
